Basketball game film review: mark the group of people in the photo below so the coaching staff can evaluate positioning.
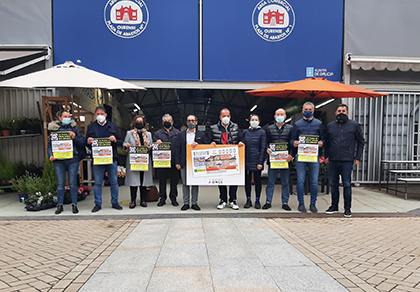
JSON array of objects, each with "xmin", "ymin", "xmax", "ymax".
[{"xmin": 48, "ymin": 102, "xmax": 364, "ymax": 218}]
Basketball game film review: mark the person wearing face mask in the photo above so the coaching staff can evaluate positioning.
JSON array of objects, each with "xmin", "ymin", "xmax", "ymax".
[
  {"xmin": 174, "ymin": 115, "xmax": 209, "ymax": 211},
  {"xmin": 47, "ymin": 110, "xmax": 85, "ymax": 215},
  {"xmin": 153, "ymin": 113, "xmax": 180, "ymax": 207},
  {"xmin": 241, "ymin": 114, "xmax": 266, "ymax": 209},
  {"xmin": 290, "ymin": 102, "xmax": 325, "ymax": 213},
  {"xmin": 264, "ymin": 108, "xmax": 295, "ymax": 211},
  {"xmin": 123, "ymin": 115, "xmax": 153, "ymax": 209},
  {"xmin": 324, "ymin": 104, "xmax": 364, "ymax": 218},
  {"xmin": 210, "ymin": 108, "xmax": 245, "ymax": 210},
  {"xmin": 86, "ymin": 106, "xmax": 123, "ymax": 212}
]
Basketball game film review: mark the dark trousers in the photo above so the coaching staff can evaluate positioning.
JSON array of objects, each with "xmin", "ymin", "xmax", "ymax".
[
  {"xmin": 328, "ymin": 160, "xmax": 353, "ymax": 210},
  {"xmin": 158, "ymin": 167, "xmax": 179, "ymax": 202},
  {"xmin": 130, "ymin": 172, "xmax": 147, "ymax": 202},
  {"xmin": 245, "ymin": 170, "xmax": 262, "ymax": 199},
  {"xmin": 218, "ymin": 185, "xmax": 238, "ymax": 202}
]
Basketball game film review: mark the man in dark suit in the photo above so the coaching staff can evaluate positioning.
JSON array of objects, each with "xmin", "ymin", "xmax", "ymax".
[{"xmin": 175, "ymin": 115, "xmax": 209, "ymax": 211}]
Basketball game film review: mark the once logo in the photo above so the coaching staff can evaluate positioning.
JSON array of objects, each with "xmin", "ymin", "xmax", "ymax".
[
  {"xmin": 104, "ymin": 0, "xmax": 149, "ymax": 39},
  {"xmin": 252, "ymin": 0, "xmax": 295, "ymax": 42}
]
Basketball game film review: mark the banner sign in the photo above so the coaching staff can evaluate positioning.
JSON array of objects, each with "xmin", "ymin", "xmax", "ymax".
[
  {"xmin": 297, "ymin": 135, "xmax": 319, "ymax": 162},
  {"xmin": 51, "ymin": 131, "xmax": 73, "ymax": 160},
  {"xmin": 186, "ymin": 145, "xmax": 245, "ymax": 186},
  {"xmin": 269, "ymin": 142, "xmax": 289, "ymax": 169},
  {"xmin": 129, "ymin": 146, "xmax": 149, "ymax": 171},
  {"xmin": 152, "ymin": 142, "xmax": 171, "ymax": 168},
  {"xmin": 92, "ymin": 138, "xmax": 113, "ymax": 165}
]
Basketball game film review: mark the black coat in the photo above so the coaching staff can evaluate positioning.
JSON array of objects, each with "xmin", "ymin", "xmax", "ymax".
[
  {"xmin": 86, "ymin": 121, "xmax": 122, "ymax": 159},
  {"xmin": 266, "ymin": 123, "xmax": 295, "ymax": 156},
  {"xmin": 241, "ymin": 127, "xmax": 266, "ymax": 171},
  {"xmin": 209, "ymin": 121, "xmax": 241, "ymax": 145},
  {"xmin": 153, "ymin": 127, "xmax": 180, "ymax": 143},
  {"xmin": 174, "ymin": 130, "xmax": 209, "ymax": 168}
]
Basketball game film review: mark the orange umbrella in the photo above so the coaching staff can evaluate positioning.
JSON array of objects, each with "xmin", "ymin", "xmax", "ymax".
[{"xmin": 246, "ymin": 77, "xmax": 388, "ymax": 98}]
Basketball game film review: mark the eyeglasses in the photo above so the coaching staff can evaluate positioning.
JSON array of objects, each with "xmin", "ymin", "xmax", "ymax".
[{"xmin": 187, "ymin": 119, "xmax": 196, "ymax": 122}]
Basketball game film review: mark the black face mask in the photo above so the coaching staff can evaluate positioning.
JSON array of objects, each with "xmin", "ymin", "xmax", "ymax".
[
  {"xmin": 163, "ymin": 121, "xmax": 172, "ymax": 129},
  {"xmin": 336, "ymin": 113, "xmax": 349, "ymax": 123},
  {"xmin": 187, "ymin": 122, "xmax": 196, "ymax": 129},
  {"xmin": 135, "ymin": 122, "xmax": 144, "ymax": 129}
]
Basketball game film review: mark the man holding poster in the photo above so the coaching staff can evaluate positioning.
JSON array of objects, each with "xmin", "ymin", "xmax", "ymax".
[
  {"xmin": 291, "ymin": 102, "xmax": 325, "ymax": 213},
  {"xmin": 264, "ymin": 108, "xmax": 294, "ymax": 211},
  {"xmin": 210, "ymin": 108, "xmax": 245, "ymax": 210},
  {"xmin": 86, "ymin": 106, "xmax": 123, "ymax": 212}
]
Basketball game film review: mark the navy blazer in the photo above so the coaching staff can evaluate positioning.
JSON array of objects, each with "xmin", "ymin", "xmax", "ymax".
[{"xmin": 174, "ymin": 130, "xmax": 209, "ymax": 168}]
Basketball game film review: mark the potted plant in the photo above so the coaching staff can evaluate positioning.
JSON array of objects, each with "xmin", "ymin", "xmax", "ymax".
[
  {"xmin": 0, "ymin": 119, "xmax": 11, "ymax": 136},
  {"xmin": 27, "ymin": 118, "xmax": 42, "ymax": 134},
  {"xmin": 117, "ymin": 166, "xmax": 126, "ymax": 186}
]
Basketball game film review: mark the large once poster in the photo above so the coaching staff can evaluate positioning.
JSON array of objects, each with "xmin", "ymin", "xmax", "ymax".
[
  {"xmin": 51, "ymin": 132, "xmax": 73, "ymax": 160},
  {"xmin": 297, "ymin": 135, "xmax": 319, "ymax": 162},
  {"xmin": 129, "ymin": 146, "xmax": 149, "ymax": 171},
  {"xmin": 92, "ymin": 138, "xmax": 113, "ymax": 165},
  {"xmin": 186, "ymin": 145, "xmax": 245, "ymax": 186}
]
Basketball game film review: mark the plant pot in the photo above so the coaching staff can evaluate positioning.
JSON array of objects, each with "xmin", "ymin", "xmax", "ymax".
[
  {"xmin": 40, "ymin": 203, "xmax": 47, "ymax": 210},
  {"xmin": 47, "ymin": 201, "xmax": 57, "ymax": 209},
  {"xmin": 20, "ymin": 130, "xmax": 27, "ymax": 135},
  {"xmin": 1, "ymin": 130, "xmax": 10, "ymax": 136},
  {"xmin": 26, "ymin": 205, "xmax": 41, "ymax": 211},
  {"xmin": 19, "ymin": 194, "xmax": 29, "ymax": 203},
  {"xmin": 11, "ymin": 130, "xmax": 19, "ymax": 135}
]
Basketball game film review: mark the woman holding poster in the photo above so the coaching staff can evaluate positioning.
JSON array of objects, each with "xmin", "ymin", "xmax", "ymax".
[
  {"xmin": 241, "ymin": 114, "xmax": 266, "ymax": 209},
  {"xmin": 47, "ymin": 110, "xmax": 85, "ymax": 215},
  {"xmin": 123, "ymin": 115, "xmax": 153, "ymax": 209}
]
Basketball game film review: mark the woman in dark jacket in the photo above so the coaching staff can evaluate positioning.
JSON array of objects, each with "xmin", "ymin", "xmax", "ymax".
[
  {"xmin": 241, "ymin": 114, "xmax": 267, "ymax": 209},
  {"xmin": 47, "ymin": 110, "xmax": 85, "ymax": 215}
]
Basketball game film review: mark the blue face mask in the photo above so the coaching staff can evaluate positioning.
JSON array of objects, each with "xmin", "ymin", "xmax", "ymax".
[
  {"xmin": 303, "ymin": 111, "xmax": 313, "ymax": 118},
  {"xmin": 275, "ymin": 116, "xmax": 285, "ymax": 124},
  {"xmin": 62, "ymin": 118, "xmax": 71, "ymax": 125}
]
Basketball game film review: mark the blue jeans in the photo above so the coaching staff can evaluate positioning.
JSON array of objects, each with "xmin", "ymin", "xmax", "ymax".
[
  {"xmin": 93, "ymin": 161, "xmax": 119, "ymax": 206},
  {"xmin": 296, "ymin": 160, "xmax": 319, "ymax": 205},
  {"xmin": 53, "ymin": 161, "xmax": 79, "ymax": 205},
  {"xmin": 265, "ymin": 167, "xmax": 290, "ymax": 204},
  {"xmin": 328, "ymin": 160, "xmax": 353, "ymax": 210}
]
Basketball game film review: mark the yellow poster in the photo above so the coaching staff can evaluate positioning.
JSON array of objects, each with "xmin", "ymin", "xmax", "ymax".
[
  {"xmin": 298, "ymin": 135, "xmax": 319, "ymax": 163},
  {"xmin": 51, "ymin": 131, "xmax": 73, "ymax": 160}
]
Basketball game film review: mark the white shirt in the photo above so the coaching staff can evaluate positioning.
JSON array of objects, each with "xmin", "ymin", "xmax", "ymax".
[{"xmin": 186, "ymin": 129, "xmax": 196, "ymax": 145}]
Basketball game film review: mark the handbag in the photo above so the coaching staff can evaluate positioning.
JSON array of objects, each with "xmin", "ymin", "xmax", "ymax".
[{"xmin": 145, "ymin": 186, "xmax": 160, "ymax": 202}]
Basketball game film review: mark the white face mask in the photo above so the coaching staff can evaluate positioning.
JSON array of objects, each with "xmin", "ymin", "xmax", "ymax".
[
  {"xmin": 250, "ymin": 121, "xmax": 259, "ymax": 128},
  {"xmin": 221, "ymin": 117, "xmax": 230, "ymax": 125},
  {"xmin": 96, "ymin": 115, "xmax": 106, "ymax": 123}
]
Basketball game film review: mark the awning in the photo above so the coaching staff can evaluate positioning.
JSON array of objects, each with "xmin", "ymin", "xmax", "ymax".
[
  {"xmin": 346, "ymin": 54, "xmax": 420, "ymax": 72},
  {"xmin": 0, "ymin": 46, "xmax": 51, "ymax": 75}
]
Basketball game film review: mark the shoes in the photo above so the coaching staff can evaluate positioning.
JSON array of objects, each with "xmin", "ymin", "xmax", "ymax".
[
  {"xmin": 229, "ymin": 201, "xmax": 239, "ymax": 210},
  {"xmin": 255, "ymin": 200, "xmax": 261, "ymax": 209},
  {"xmin": 112, "ymin": 203, "xmax": 123, "ymax": 210},
  {"xmin": 191, "ymin": 204, "xmax": 201, "ymax": 211},
  {"xmin": 55, "ymin": 204, "xmax": 63, "ymax": 214},
  {"xmin": 91, "ymin": 205, "xmax": 102, "ymax": 213},
  {"xmin": 244, "ymin": 200, "xmax": 252, "ymax": 208},
  {"xmin": 298, "ymin": 203, "xmax": 307, "ymax": 213},
  {"xmin": 129, "ymin": 201, "xmax": 136, "ymax": 209},
  {"xmin": 217, "ymin": 200, "xmax": 226, "ymax": 209},
  {"xmin": 344, "ymin": 209, "xmax": 352, "ymax": 218},
  {"xmin": 140, "ymin": 201, "xmax": 147, "ymax": 207},
  {"xmin": 171, "ymin": 200, "xmax": 179, "ymax": 207},
  {"xmin": 72, "ymin": 204, "xmax": 79, "ymax": 214},
  {"xmin": 262, "ymin": 203, "xmax": 272, "ymax": 210},
  {"xmin": 157, "ymin": 200, "xmax": 166, "ymax": 207},
  {"xmin": 309, "ymin": 204, "xmax": 318, "ymax": 213},
  {"xmin": 325, "ymin": 206, "xmax": 339, "ymax": 214},
  {"xmin": 181, "ymin": 204, "xmax": 190, "ymax": 211},
  {"xmin": 282, "ymin": 204, "xmax": 291, "ymax": 211}
]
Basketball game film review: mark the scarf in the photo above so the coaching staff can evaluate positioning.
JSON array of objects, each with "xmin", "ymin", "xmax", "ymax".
[{"xmin": 131, "ymin": 128, "xmax": 150, "ymax": 146}]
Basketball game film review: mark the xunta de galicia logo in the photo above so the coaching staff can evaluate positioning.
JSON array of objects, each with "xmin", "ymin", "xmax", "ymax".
[
  {"xmin": 252, "ymin": 0, "xmax": 295, "ymax": 42},
  {"xmin": 104, "ymin": 0, "xmax": 149, "ymax": 39}
]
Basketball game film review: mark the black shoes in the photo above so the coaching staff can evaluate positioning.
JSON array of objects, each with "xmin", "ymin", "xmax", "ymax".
[
  {"xmin": 191, "ymin": 204, "xmax": 201, "ymax": 211},
  {"xmin": 92, "ymin": 205, "xmax": 102, "ymax": 213},
  {"xmin": 171, "ymin": 200, "xmax": 179, "ymax": 207},
  {"xmin": 72, "ymin": 204, "xmax": 79, "ymax": 214},
  {"xmin": 344, "ymin": 209, "xmax": 352, "ymax": 218},
  {"xmin": 181, "ymin": 204, "xmax": 190, "ymax": 211},
  {"xmin": 262, "ymin": 203, "xmax": 272, "ymax": 210},
  {"xmin": 112, "ymin": 203, "xmax": 123, "ymax": 210},
  {"xmin": 282, "ymin": 204, "xmax": 291, "ymax": 211},
  {"xmin": 309, "ymin": 204, "xmax": 318, "ymax": 213},
  {"xmin": 254, "ymin": 200, "xmax": 261, "ymax": 209},
  {"xmin": 55, "ymin": 204, "xmax": 63, "ymax": 214},
  {"xmin": 244, "ymin": 200, "xmax": 252, "ymax": 208},
  {"xmin": 325, "ymin": 206, "xmax": 339, "ymax": 214},
  {"xmin": 298, "ymin": 204, "xmax": 307, "ymax": 213},
  {"xmin": 157, "ymin": 200, "xmax": 166, "ymax": 207},
  {"xmin": 140, "ymin": 201, "xmax": 147, "ymax": 207},
  {"xmin": 129, "ymin": 201, "xmax": 136, "ymax": 209}
]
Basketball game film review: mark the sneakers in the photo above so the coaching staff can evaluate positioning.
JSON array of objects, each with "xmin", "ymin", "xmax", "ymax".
[
  {"xmin": 254, "ymin": 200, "xmax": 261, "ymax": 209},
  {"xmin": 91, "ymin": 205, "xmax": 102, "ymax": 213},
  {"xmin": 181, "ymin": 204, "xmax": 190, "ymax": 211},
  {"xmin": 282, "ymin": 204, "xmax": 291, "ymax": 211},
  {"xmin": 298, "ymin": 203, "xmax": 307, "ymax": 213},
  {"xmin": 325, "ymin": 206, "xmax": 339, "ymax": 214},
  {"xmin": 72, "ymin": 204, "xmax": 79, "ymax": 214},
  {"xmin": 262, "ymin": 202, "xmax": 272, "ymax": 210},
  {"xmin": 217, "ymin": 200, "xmax": 226, "ymax": 209},
  {"xmin": 309, "ymin": 204, "xmax": 318, "ymax": 213},
  {"xmin": 244, "ymin": 200, "xmax": 252, "ymax": 208},
  {"xmin": 191, "ymin": 204, "xmax": 201, "ymax": 211},
  {"xmin": 344, "ymin": 209, "xmax": 352, "ymax": 218},
  {"xmin": 55, "ymin": 204, "xmax": 63, "ymax": 214},
  {"xmin": 229, "ymin": 201, "xmax": 239, "ymax": 210},
  {"xmin": 112, "ymin": 203, "xmax": 123, "ymax": 210}
]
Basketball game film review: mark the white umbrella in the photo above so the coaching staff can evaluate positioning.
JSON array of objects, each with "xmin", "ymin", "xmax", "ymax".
[{"xmin": 0, "ymin": 61, "xmax": 146, "ymax": 90}]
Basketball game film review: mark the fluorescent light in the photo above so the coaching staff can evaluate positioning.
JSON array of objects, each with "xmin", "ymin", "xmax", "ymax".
[
  {"xmin": 70, "ymin": 101, "xmax": 82, "ymax": 108},
  {"xmin": 80, "ymin": 116, "xmax": 85, "ymax": 122},
  {"xmin": 133, "ymin": 109, "xmax": 139, "ymax": 112},
  {"xmin": 285, "ymin": 118, "xmax": 292, "ymax": 123},
  {"xmin": 134, "ymin": 103, "xmax": 141, "ymax": 110},
  {"xmin": 315, "ymin": 99, "xmax": 335, "ymax": 109},
  {"xmin": 250, "ymin": 105, "xmax": 258, "ymax": 112}
]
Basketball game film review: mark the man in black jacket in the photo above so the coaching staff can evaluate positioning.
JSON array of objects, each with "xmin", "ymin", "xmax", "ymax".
[
  {"xmin": 264, "ymin": 108, "xmax": 294, "ymax": 211},
  {"xmin": 86, "ymin": 106, "xmax": 123, "ymax": 212},
  {"xmin": 175, "ymin": 115, "xmax": 209, "ymax": 211},
  {"xmin": 325, "ymin": 104, "xmax": 365, "ymax": 218},
  {"xmin": 210, "ymin": 108, "xmax": 245, "ymax": 210},
  {"xmin": 154, "ymin": 114, "xmax": 180, "ymax": 206}
]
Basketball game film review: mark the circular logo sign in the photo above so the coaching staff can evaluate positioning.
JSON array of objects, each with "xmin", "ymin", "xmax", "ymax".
[
  {"xmin": 252, "ymin": 0, "xmax": 295, "ymax": 42},
  {"xmin": 104, "ymin": 0, "xmax": 149, "ymax": 39}
]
